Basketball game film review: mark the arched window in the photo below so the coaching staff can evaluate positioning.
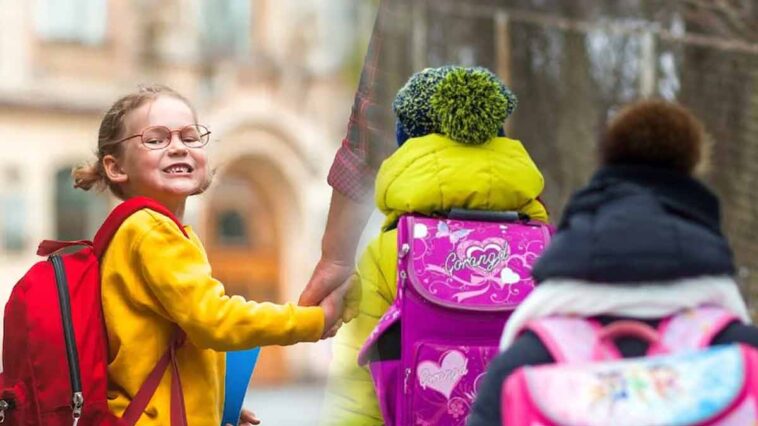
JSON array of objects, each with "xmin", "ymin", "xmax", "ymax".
[
  {"xmin": 209, "ymin": 175, "xmax": 274, "ymax": 250},
  {"xmin": 216, "ymin": 209, "xmax": 249, "ymax": 246},
  {"xmin": 54, "ymin": 167, "xmax": 109, "ymax": 241}
]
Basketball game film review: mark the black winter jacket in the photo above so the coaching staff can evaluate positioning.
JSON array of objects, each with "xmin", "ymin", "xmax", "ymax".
[
  {"xmin": 467, "ymin": 165, "xmax": 752, "ymax": 426},
  {"xmin": 532, "ymin": 165, "xmax": 735, "ymax": 282}
]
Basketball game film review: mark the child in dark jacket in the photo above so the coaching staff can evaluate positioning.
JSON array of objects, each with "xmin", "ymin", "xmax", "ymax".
[{"xmin": 467, "ymin": 100, "xmax": 758, "ymax": 426}]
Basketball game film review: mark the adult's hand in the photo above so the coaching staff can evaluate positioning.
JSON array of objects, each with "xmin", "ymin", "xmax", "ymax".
[
  {"xmin": 306, "ymin": 258, "xmax": 359, "ymax": 323},
  {"xmin": 299, "ymin": 190, "xmax": 372, "ymax": 322}
]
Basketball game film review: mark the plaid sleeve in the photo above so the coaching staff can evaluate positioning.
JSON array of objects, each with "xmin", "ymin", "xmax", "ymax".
[
  {"xmin": 328, "ymin": 140, "xmax": 375, "ymax": 202},
  {"xmin": 327, "ymin": 1, "xmax": 390, "ymax": 202}
]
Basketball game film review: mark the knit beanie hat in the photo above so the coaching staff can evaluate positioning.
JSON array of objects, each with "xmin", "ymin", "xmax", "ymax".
[
  {"xmin": 393, "ymin": 65, "xmax": 518, "ymax": 146},
  {"xmin": 600, "ymin": 100, "xmax": 706, "ymax": 175}
]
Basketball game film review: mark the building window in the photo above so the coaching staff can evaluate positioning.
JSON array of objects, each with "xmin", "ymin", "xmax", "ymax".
[
  {"xmin": 199, "ymin": 0, "xmax": 251, "ymax": 59},
  {"xmin": 0, "ymin": 194, "xmax": 25, "ymax": 252},
  {"xmin": 216, "ymin": 209, "xmax": 249, "ymax": 247},
  {"xmin": 0, "ymin": 166, "xmax": 25, "ymax": 252},
  {"xmin": 35, "ymin": 0, "xmax": 107, "ymax": 45},
  {"xmin": 55, "ymin": 167, "xmax": 109, "ymax": 241},
  {"xmin": 209, "ymin": 174, "xmax": 274, "ymax": 249}
]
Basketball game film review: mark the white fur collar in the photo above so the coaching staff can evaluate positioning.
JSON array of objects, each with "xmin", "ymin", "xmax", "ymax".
[{"xmin": 499, "ymin": 276, "xmax": 750, "ymax": 351}]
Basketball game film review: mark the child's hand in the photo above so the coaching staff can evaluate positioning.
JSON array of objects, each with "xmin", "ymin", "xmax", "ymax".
[
  {"xmin": 341, "ymin": 273, "xmax": 361, "ymax": 324},
  {"xmin": 320, "ymin": 281, "xmax": 350, "ymax": 339},
  {"xmin": 225, "ymin": 408, "xmax": 260, "ymax": 426}
]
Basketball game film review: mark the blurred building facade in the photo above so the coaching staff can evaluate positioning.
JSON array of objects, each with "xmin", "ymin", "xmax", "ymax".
[{"xmin": 0, "ymin": 0, "xmax": 374, "ymax": 384}]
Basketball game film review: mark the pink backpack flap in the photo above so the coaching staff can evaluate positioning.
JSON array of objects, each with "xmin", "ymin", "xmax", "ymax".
[
  {"xmin": 501, "ymin": 306, "xmax": 758, "ymax": 426},
  {"xmin": 358, "ymin": 211, "xmax": 551, "ymax": 426}
]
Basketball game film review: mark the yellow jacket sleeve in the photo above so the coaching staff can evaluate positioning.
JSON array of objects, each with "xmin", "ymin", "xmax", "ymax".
[
  {"xmin": 135, "ymin": 211, "xmax": 324, "ymax": 351},
  {"xmin": 322, "ymin": 230, "xmax": 398, "ymax": 426}
]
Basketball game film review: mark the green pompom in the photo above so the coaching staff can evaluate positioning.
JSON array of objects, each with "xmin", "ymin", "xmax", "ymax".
[
  {"xmin": 430, "ymin": 68, "xmax": 511, "ymax": 145},
  {"xmin": 469, "ymin": 66, "xmax": 518, "ymax": 118}
]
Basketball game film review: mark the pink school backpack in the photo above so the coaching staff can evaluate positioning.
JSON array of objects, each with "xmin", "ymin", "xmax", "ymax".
[
  {"xmin": 358, "ymin": 210, "xmax": 552, "ymax": 426},
  {"xmin": 502, "ymin": 306, "xmax": 758, "ymax": 426}
]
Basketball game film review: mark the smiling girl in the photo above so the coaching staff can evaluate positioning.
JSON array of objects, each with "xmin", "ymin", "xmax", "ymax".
[{"xmin": 73, "ymin": 85, "xmax": 346, "ymax": 426}]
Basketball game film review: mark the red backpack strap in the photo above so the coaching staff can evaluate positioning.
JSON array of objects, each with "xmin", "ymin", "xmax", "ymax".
[
  {"xmin": 169, "ymin": 333, "xmax": 189, "ymax": 426},
  {"xmin": 93, "ymin": 196, "xmax": 188, "ymax": 258},
  {"xmin": 121, "ymin": 330, "xmax": 187, "ymax": 426},
  {"xmin": 37, "ymin": 240, "xmax": 93, "ymax": 256}
]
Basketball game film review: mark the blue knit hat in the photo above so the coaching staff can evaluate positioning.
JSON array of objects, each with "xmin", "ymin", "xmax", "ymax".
[
  {"xmin": 393, "ymin": 65, "xmax": 518, "ymax": 146},
  {"xmin": 393, "ymin": 66, "xmax": 453, "ymax": 145}
]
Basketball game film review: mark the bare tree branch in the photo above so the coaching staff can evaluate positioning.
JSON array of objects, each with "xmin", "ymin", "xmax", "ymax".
[{"xmin": 678, "ymin": 0, "xmax": 758, "ymax": 41}]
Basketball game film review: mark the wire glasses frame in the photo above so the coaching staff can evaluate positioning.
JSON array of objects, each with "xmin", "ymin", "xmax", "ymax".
[{"xmin": 113, "ymin": 124, "xmax": 211, "ymax": 150}]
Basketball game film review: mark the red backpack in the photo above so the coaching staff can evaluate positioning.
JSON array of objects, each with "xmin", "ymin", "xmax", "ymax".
[{"xmin": 0, "ymin": 197, "xmax": 189, "ymax": 426}]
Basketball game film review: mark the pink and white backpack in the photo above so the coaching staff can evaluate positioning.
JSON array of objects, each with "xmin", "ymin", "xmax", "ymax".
[
  {"xmin": 502, "ymin": 306, "xmax": 758, "ymax": 425},
  {"xmin": 358, "ymin": 211, "xmax": 552, "ymax": 426}
]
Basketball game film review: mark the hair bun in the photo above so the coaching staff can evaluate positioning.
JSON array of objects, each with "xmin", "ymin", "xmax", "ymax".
[{"xmin": 600, "ymin": 100, "xmax": 705, "ymax": 175}]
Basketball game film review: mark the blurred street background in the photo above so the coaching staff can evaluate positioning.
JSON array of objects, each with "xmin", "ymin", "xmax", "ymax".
[
  {"xmin": 245, "ymin": 383, "xmax": 324, "ymax": 425},
  {"xmin": 0, "ymin": 0, "xmax": 756, "ymax": 423}
]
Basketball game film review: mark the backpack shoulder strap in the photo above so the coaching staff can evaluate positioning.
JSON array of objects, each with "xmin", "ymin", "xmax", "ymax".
[
  {"xmin": 121, "ymin": 329, "xmax": 187, "ymax": 426},
  {"xmin": 524, "ymin": 316, "xmax": 607, "ymax": 363},
  {"xmin": 650, "ymin": 306, "xmax": 738, "ymax": 355},
  {"xmin": 93, "ymin": 196, "xmax": 189, "ymax": 258},
  {"xmin": 97, "ymin": 198, "xmax": 190, "ymax": 426}
]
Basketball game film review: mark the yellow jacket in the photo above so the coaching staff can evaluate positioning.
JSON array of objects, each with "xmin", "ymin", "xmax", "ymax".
[
  {"xmin": 101, "ymin": 208, "xmax": 324, "ymax": 426},
  {"xmin": 323, "ymin": 134, "xmax": 548, "ymax": 425}
]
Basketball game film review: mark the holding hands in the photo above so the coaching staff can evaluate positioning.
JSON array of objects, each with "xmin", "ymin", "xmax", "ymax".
[
  {"xmin": 317, "ymin": 270, "xmax": 359, "ymax": 339},
  {"xmin": 300, "ymin": 191, "xmax": 372, "ymax": 338}
]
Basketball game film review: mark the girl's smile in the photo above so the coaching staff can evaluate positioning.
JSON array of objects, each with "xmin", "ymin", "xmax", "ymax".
[
  {"xmin": 103, "ymin": 95, "xmax": 210, "ymax": 219},
  {"xmin": 163, "ymin": 163, "xmax": 194, "ymax": 175}
]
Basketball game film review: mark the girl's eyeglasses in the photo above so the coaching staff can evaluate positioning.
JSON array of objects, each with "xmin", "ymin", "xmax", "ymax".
[{"xmin": 114, "ymin": 124, "xmax": 211, "ymax": 150}]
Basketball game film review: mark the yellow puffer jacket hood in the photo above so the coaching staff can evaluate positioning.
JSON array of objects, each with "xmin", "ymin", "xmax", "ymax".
[{"xmin": 375, "ymin": 133, "xmax": 548, "ymax": 227}]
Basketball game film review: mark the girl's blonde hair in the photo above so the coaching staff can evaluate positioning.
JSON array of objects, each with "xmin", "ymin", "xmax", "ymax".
[{"xmin": 72, "ymin": 84, "xmax": 200, "ymax": 198}]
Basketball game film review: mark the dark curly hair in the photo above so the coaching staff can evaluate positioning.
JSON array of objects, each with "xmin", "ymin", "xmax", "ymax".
[{"xmin": 600, "ymin": 100, "xmax": 706, "ymax": 175}]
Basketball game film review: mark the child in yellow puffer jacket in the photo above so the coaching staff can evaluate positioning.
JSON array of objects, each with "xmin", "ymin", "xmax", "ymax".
[{"xmin": 321, "ymin": 66, "xmax": 549, "ymax": 425}]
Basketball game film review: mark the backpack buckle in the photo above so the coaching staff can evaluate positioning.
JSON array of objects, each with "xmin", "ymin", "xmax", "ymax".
[
  {"xmin": 399, "ymin": 243, "xmax": 410, "ymax": 259},
  {"xmin": 0, "ymin": 399, "xmax": 8, "ymax": 423},
  {"xmin": 0, "ymin": 384, "xmax": 21, "ymax": 424},
  {"xmin": 71, "ymin": 392, "xmax": 83, "ymax": 426}
]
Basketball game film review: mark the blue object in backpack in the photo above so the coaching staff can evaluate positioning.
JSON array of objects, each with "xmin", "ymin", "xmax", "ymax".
[{"xmin": 221, "ymin": 348, "xmax": 260, "ymax": 426}]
